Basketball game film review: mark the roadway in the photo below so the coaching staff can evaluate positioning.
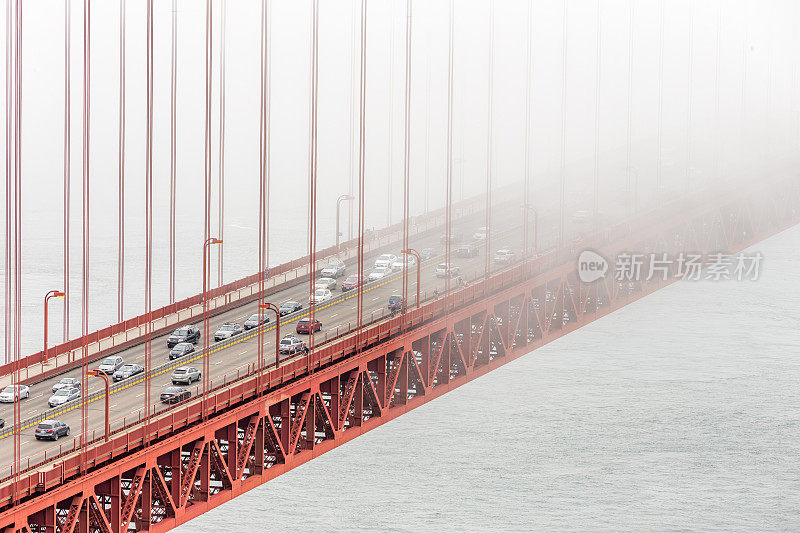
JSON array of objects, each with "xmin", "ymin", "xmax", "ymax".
[{"xmin": 0, "ymin": 200, "xmax": 601, "ymax": 477}]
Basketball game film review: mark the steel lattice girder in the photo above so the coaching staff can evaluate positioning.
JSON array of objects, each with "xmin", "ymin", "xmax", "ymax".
[{"xmin": 1, "ymin": 177, "xmax": 798, "ymax": 532}]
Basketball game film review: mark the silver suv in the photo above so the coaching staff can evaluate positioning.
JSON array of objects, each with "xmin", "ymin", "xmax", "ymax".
[
  {"xmin": 171, "ymin": 366, "xmax": 201, "ymax": 385},
  {"xmin": 97, "ymin": 356, "xmax": 124, "ymax": 375}
]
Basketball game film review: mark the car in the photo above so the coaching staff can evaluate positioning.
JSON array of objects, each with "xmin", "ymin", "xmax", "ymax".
[
  {"xmin": 214, "ymin": 323, "xmax": 243, "ymax": 342},
  {"xmin": 440, "ymin": 232, "xmax": 463, "ymax": 244},
  {"xmin": 391, "ymin": 256, "xmax": 417, "ymax": 271},
  {"xmin": 493, "ymin": 249, "xmax": 516, "ymax": 265},
  {"xmin": 368, "ymin": 266, "xmax": 392, "ymax": 281},
  {"xmin": 315, "ymin": 277, "xmax": 337, "ymax": 291},
  {"xmin": 310, "ymin": 288, "xmax": 333, "ymax": 304},
  {"xmin": 171, "ymin": 366, "xmax": 201, "ymax": 385},
  {"xmin": 455, "ymin": 244, "xmax": 478, "ymax": 258},
  {"xmin": 435, "ymin": 262, "xmax": 461, "ymax": 278},
  {"xmin": 374, "ymin": 253, "xmax": 398, "ymax": 269},
  {"xmin": 169, "ymin": 342, "xmax": 195, "ymax": 360},
  {"xmin": 0, "ymin": 419, "xmax": 4, "ymax": 429},
  {"xmin": 341, "ymin": 275, "xmax": 364, "ymax": 292},
  {"xmin": 420, "ymin": 248, "xmax": 437, "ymax": 261},
  {"xmin": 34, "ymin": 420, "xmax": 70, "ymax": 441},
  {"xmin": 0, "ymin": 385, "xmax": 30, "ymax": 403},
  {"xmin": 167, "ymin": 325, "xmax": 201, "ymax": 348},
  {"xmin": 48, "ymin": 387, "xmax": 80, "ymax": 407},
  {"xmin": 244, "ymin": 313, "xmax": 270, "ymax": 330},
  {"xmin": 296, "ymin": 318, "xmax": 322, "ymax": 334},
  {"xmin": 97, "ymin": 356, "xmax": 124, "ymax": 375},
  {"xmin": 388, "ymin": 295, "xmax": 405, "ymax": 313},
  {"xmin": 473, "ymin": 226, "xmax": 487, "ymax": 240},
  {"xmin": 112, "ymin": 363, "xmax": 145, "ymax": 382},
  {"xmin": 279, "ymin": 301, "xmax": 303, "ymax": 316},
  {"xmin": 279, "ymin": 336, "xmax": 307, "ymax": 355},
  {"xmin": 52, "ymin": 377, "xmax": 81, "ymax": 393},
  {"xmin": 160, "ymin": 386, "xmax": 191, "ymax": 405},
  {"xmin": 320, "ymin": 259, "xmax": 346, "ymax": 278}
]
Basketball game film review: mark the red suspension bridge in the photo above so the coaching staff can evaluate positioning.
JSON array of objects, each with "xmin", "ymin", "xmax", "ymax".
[{"xmin": 1, "ymin": 0, "xmax": 799, "ymax": 532}]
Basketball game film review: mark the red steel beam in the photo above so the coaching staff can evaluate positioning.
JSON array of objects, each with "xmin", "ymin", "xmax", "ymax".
[{"xmin": 1, "ymin": 177, "xmax": 797, "ymax": 532}]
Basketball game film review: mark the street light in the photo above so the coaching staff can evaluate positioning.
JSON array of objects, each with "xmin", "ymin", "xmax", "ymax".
[
  {"xmin": 522, "ymin": 204, "xmax": 538, "ymax": 257},
  {"xmin": 202, "ymin": 237, "xmax": 222, "ymax": 419},
  {"xmin": 43, "ymin": 290, "xmax": 66, "ymax": 365},
  {"xmin": 401, "ymin": 249, "xmax": 421, "ymax": 309},
  {"xmin": 88, "ymin": 369, "xmax": 110, "ymax": 442},
  {"xmin": 336, "ymin": 194, "xmax": 355, "ymax": 251},
  {"xmin": 258, "ymin": 302, "xmax": 280, "ymax": 373}
]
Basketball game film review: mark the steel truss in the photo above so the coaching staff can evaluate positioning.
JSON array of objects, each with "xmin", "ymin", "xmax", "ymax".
[{"xmin": 1, "ymin": 177, "xmax": 798, "ymax": 532}]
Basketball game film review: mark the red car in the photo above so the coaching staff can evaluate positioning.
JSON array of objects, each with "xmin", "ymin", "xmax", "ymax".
[
  {"xmin": 296, "ymin": 318, "xmax": 322, "ymax": 334},
  {"xmin": 341, "ymin": 274, "xmax": 364, "ymax": 292}
]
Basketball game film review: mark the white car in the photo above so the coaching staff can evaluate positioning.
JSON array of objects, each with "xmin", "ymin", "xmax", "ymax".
[
  {"xmin": 310, "ymin": 288, "xmax": 333, "ymax": 304},
  {"xmin": 48, "ymin": 387, "xmax": 80, "ymax": 408},
  {"xmin": 368, "ymin": 266, "xmax": 392, "ymax": 281},
  {"xmin": 493, "ymin": 249, "xmax": 516, "ymax": 264},
  {"xmin": 0, "ymin": 384, "xmax": 30, "ymax": 403},
  {"xmin": 374, "ymin": 253, "xmax": 398, "ymax": 269},
  {"xmin": 320, "ymin": 259, "xmax": 346, "ymax": 278},
  {"xmin": 435, "ymin": 263, "xmax": 461, "ymax": 278},
  {"xmin": 315, "ymin": 277, "xmax": 337, "ymax": 291},
  {"xmin": 391, "ymin": 256, "xmax": 417, "ymax": 271},
  {"xmin": 473, "ymin": 226, "xmax": 487, "ymax": 240}
]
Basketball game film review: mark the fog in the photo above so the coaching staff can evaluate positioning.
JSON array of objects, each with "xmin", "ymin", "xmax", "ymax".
[{"xmin": 1, "ymin": 0, "xmax": 799, "ymax": 357}]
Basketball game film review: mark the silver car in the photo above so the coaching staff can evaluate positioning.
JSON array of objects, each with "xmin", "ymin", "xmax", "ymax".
[
  {"xmin": 113, "ymin": 363, "xmax": 145, "ymax": 382},
  {"xmin": 34, "ymin": 420, "xmax": 70, "ymax": 441},
  {"xmin": 171, "ymin": 366, "xmax": 201, "ymax": 385},
  {"xmin": 97, "ymin": 356, "xmax": 124, "ymax": 375},
  {"xmin": 48, "ymin": 387, "xmax": 80, "ymax": 408},
  {"xmin": 243, "ymin": 313, "xmax": 270, "ymax": 330},
  {"xmin": 52, "ymin": 377, "xmax": 81, "ymax": 393},
  {"xmin": 315, "ymin": 277, "xmax": 337, "ymax": 291},
  {"xmin": 0, "ymin": 385, "xmax": 30, "ymax": 403}
]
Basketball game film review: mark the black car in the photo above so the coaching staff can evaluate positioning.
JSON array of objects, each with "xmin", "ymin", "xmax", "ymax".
[
  {"xmin": 279, "ymin": 301, "xmax": 303, "ymax": 316},
  {"xmin": 34, "ymin": 420, "xmax": 70, "ymax": 441},
  {"xmin": 455, "ymin": 244, "xmax": 478, "ymax": 258},
  {"xmin": 169, "ymin": 342, "xmax": 195, "ymax": 360},
  {"xmin": 0, "ymin": 418, "xmax": 4, "ymax": 429},
  {"xmin": 112, "ymin": 363, "xmax": 145, "ymax": 382},
  {"xmin": 160, "ymin": 387, "xmax": 191, "ymax": 405},
  {"xmin": 244, "ymin": 313, "xmax": 270, "ymax": 330},
  {"xmin": 167, "ymin": 325, "xmax": 201, "ymax": 348}
]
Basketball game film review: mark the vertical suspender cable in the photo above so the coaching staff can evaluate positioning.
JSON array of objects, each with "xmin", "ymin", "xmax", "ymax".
[
  {"xmin": 592, "ymin": 0, "xmax": 601, "ymax": 233},
  {"xmin": 308, "ymin": 0, "xmax": 319, "ymax": 350},
  {"xmin": 444, "ymin": 0, "xmax": 454, "ymax": 303},
  {"xmin": 117, "ymin": 0, "xmax": 125, "ymax": 322},
  {"xmin": 218, "ymin": 0, "xmax": 226, "ymax": 287},
  {"xmin": 202, "ymin": 0, "xmax": 213, "ymax": 420},
  {"xmin": 258, "ymin": 0, "xmax": 271, "ymax": 377},
  {"xmin": 523, "ymin": 0, "xmax": 533, "ymax": 257},
  {"xmin": 387, "ymin": 0, "xmax": 395, "ymax": 228},
  {"xmin": 686, "ymin": 1, "xmax": 694, "ymax": 191},
  {"xmin": 64, "ymin": 0, "xmax": 72, "ymax": 341},
  {"xmin": 80, "ymin": 0, "xmax": 91, "ymax": 472},
  {"xmin": 169, "ymin": 0, "xmax": 176, "ymax": 303},
  {"xmin": 558, "ymin": 0, "xmax": 568, "ymax": 246},
  {"xmin": 144, "ymin": 0, "xmax": 154, "ymax": 443},
  {"xmin": 356, "ymin": 0, "xmax": 367, "ymax": 344},
  {"xmin": 713, "ymin": 1, "xmax": 722, "ymax": 181},
  {"xmin": 401, "ymin": 0, "xmax": 412, "ymax": 321},
  {"xmin": 347, "ymin": 0, "xmax": 357, "ymax": 241},
  {"xmin": 484, "ymin": 1, "xmax": 493, "ymax": 283},
  {"xmin": 10, "ymin": 0, "xmax": 21, "ymax": 495},
  {"xmin": 656, "ymin": 0, "xmax": 665, "ymax": 196},
  {"xmin": 624, "ymin": 0, "xmax": 634, "ymax": 214},
  {"xmin": 4, "ymin": 0, "xmax": 11, "ymax": 370},
  {"xmin": 424, "ymin": 55, "xmax": 430, "ymax": 214}
]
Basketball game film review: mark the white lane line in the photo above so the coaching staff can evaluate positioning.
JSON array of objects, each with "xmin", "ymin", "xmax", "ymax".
[
  {"xmin": 215, "ymin": 361, "xmax": 223, "ymax": 365},
  {"xmin": 110, "ymin": 403, "xmax": 118, "ymax": 408},
  {"xmin": 372, "ymin": 297, "xmax": 380, "ymax": 301},
  {"xmin": 239, "ymin": 351, "xmax": 248, "ymax": 356},
  {"xmin": 330, "ymin": 314, "xmax": 338, "ymax": 318},
  {"xmin": 136, "ymin": 392, "xmax": 144, "ymax": 398}
]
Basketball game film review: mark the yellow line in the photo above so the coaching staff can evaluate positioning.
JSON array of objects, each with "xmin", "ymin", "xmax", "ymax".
[{"xmin": 0, "ymin": 225, "xmax": 522, "ymax": 439}]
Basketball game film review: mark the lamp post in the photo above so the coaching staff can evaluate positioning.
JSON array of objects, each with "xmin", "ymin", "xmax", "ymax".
[
  {"xmin": 88, "ymin": 369, "xmax": 110, "ymax": 442},
  {"xmin": 202, "ymin": 237, "xmax": 222, "ymax": 418},
  {"xmin": 522, "ymin": 204, "xmax": 539, "ymax": 257},
  {"xmin": 401, "ymin": 248, "xmax": 421, "ymax": 309},
  {"xmin": 258, "ymin": 302, "xmax": 280, "ymax": 372},
  {"xmin": 336, "ymin": 194, "xmax": 355, "ymax": 251},
  {"xmin": 43, "ymin": 290, "xmax": 66, "ymax": 365}
]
